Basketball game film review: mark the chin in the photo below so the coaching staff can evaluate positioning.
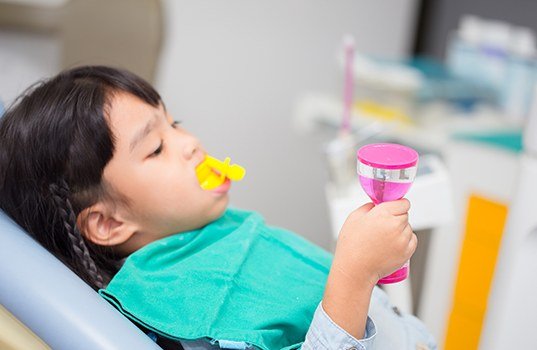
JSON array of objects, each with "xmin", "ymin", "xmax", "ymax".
[
  {"xmin": 214, "ymin": 200, "xmax": 229, "ymax": 218},
  {"xmin": 200, "ymin": 194, "xmax": 229, "ymax": 225}
]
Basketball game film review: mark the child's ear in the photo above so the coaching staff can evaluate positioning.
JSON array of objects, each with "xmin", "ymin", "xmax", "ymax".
[{"xmin": 77, "ymin": 202, "xmax": 135, "ymax": 247}]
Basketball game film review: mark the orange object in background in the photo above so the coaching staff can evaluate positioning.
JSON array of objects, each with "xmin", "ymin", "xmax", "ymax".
[{"xmin": 444, "ymin": 195, "xmax": 508, "ymax": 350}]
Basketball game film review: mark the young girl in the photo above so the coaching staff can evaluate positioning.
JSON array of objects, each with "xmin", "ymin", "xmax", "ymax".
[{"xmin": 0, "ymin": 66, "xmax": 436, "ymax": 350}]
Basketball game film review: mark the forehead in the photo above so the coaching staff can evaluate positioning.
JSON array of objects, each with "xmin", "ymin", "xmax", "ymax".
[
  {"xmin": 107, "ymin": 92, "xmax": 163, "ymax": 146},
  {"xmin": 107, "ymin": 92, "xmax": 158, "ymax": 126}
]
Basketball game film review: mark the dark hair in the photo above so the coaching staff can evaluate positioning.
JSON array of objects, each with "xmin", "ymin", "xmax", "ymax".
[{"xmin": 0, "ymin": 66, "xmax": 161, "ymax": 290}]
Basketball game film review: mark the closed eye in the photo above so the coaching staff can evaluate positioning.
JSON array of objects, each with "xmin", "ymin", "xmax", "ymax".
[
  {"xmin": 148, "ymin": 120, "xmax": 180, "ymax": 158},
  {"xmin": 150, "ymin": 141, "xmax": 163, "ymax": 157}
]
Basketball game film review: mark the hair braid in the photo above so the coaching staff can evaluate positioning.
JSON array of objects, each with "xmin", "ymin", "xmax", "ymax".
[
  {"xmin": 0, "ymin": 66, "xmax": 161, "ymax": 291},
  {"xmin": 49, "ymin": 179, "xmax": 105, "ymax": 289}
]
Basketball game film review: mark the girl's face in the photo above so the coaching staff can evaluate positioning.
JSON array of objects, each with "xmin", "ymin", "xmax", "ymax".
[{"xmin": 102, "ymin": 92, "xmax": 229, "ymax": 248}]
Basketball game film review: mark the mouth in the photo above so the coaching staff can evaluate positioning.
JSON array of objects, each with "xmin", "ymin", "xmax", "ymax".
[
  {"xmin": 195, "ymin": 164, "xmax": 230, "ymax": 194},
  {"xmin": 209, "ymin": 177, "xmax": 231, "ymax": 194},
  {"xmin": 195, "ymin": 154, "xmax": 245, "ymax": 192}
]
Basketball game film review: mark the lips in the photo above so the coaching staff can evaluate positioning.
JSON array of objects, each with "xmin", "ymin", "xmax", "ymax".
[{"xmin": 210, "ymin": 178, "xmax": 231, "ymax": 194}]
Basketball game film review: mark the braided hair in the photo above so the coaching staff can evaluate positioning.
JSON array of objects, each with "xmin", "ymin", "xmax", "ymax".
[{"xmin": 0, "ymin": 66, "xmax": 161, "ymax": 290}]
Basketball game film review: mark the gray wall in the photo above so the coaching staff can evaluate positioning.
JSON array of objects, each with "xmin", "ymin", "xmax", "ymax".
[{"xmin": 156, "ymin": 0, "xmax": 419, "ymax": 248}]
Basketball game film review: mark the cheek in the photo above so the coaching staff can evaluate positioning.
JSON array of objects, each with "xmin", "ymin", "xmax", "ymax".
[
  {"xmin": 107, "ymin": 159, "xmax": 204, "ymax": 212},
  {"xmin": 155, "ymin": 173, "xmax": 203, "ymax": 207}
]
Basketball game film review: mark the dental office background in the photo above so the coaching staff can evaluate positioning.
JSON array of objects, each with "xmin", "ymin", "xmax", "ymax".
[{"xmin": 1, "ymin": 0, "xmax": 536, "ymax": 349}]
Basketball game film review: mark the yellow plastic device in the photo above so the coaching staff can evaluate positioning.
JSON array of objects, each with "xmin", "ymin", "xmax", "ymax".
[{"xmin": 196, "ymin": 155, "xmax": 246, "ymax": 190}]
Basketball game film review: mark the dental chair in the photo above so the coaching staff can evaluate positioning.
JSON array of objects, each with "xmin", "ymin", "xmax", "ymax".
[{"xmin": 0, "ymin": 209, "xmax": 162, "ymax": 350}]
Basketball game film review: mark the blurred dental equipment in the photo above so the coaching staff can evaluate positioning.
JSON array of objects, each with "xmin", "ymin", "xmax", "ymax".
[
  {"xmin": 447, "ymin": 15, "xmax": 537, "ymax": 124},
  {"xmin": 341, "ymin": 34, "xmax": 355, "ymax": 135}
]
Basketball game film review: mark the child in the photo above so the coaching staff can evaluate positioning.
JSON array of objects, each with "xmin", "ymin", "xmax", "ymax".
[{"xmin": 0, "ymin": 66, "xmax": 436, "ymax": 350}]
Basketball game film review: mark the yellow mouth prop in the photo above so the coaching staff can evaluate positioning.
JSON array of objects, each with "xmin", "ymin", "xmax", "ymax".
[{"xmin": 195, "ymin": 155, "xmax": 246, "ymax": 190}]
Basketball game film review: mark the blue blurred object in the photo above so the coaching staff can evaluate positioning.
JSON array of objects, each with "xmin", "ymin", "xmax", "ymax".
[
  {"xmin": 0, "ymin": 99, "xmax": 4, "ymax": 117},
  {"xmin": 362, "ymin": 55, "xmax": 498, "ymax": 113},
  {"xmin": 408, "ymin": 56, "xmax": 498, "ymax": 110}
]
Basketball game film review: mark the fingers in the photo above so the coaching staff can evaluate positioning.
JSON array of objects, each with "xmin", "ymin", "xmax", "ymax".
[
  {"xmin": 378, "ymin": 198, "xmax": 411, "ymax": 216},
  {"xmin": 355, "ymin": 202, "xmax": 375, "ymax": 214},
  {"xmin": 405, "ymin": 226, "xmax": 418, "ymax": 256},
  {"xmin": 395, "ymin": 213, "xmax": 409, "ymax": 228}
]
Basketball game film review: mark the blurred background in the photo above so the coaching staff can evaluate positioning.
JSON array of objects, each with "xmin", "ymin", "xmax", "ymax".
[{"xmin": 1, "ymin": 0, "xmax": 537, "ymax": 349}]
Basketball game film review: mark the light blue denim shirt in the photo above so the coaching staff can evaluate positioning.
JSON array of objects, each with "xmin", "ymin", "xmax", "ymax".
[{"xmin": 176, "ymin": 287, "xmax": 437, "ymax": 350}]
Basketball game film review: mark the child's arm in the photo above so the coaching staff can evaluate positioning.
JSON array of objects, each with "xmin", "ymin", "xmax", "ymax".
[{"xmin": 322, "ymin": 199, "xmax": 416, "ymax": 339}]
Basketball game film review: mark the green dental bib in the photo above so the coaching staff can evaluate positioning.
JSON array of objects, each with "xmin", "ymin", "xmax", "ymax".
[{"xmin": 99, "ymin": 208, "xmax": 333, "ymax": 350}]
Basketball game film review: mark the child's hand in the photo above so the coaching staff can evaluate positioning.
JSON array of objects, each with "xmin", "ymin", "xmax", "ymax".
[
  {"xmin": 332, "ymin": 199, "xmax": 417, "ymax": 287},
  {"xmin": 321, "ymin": 199, "xmax": 416, "ymax": 339}
]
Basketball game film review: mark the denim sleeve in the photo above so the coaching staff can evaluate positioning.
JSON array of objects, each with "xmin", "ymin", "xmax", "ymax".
[{"xmin": 301, "ymin": 302, "xmax": 377, "ymax": 350}]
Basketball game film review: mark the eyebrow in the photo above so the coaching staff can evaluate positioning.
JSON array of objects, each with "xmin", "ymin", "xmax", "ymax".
[{"xmin": 129, "ymin": 114, "xmax": 160, "ymax": 153}]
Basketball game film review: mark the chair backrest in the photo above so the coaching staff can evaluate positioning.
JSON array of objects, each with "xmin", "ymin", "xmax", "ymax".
[{"xmin": 0, "ymin": 210, "xmax": 161, "ymax": 350}]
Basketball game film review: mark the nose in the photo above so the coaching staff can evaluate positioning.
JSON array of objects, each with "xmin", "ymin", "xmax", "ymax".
[{"xmin": 182, "ymin": 133, "xmax": 203, "ymax": 161}]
